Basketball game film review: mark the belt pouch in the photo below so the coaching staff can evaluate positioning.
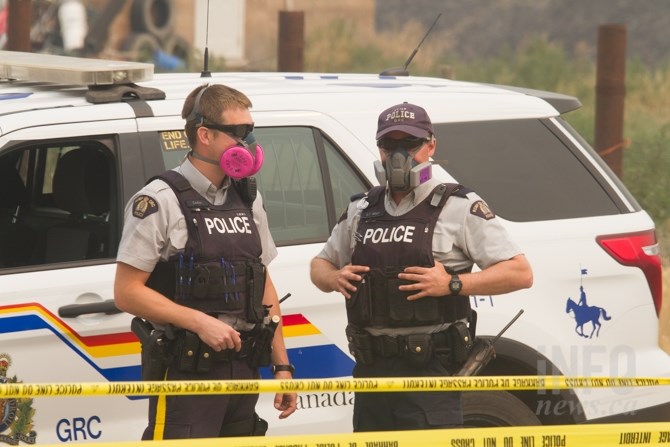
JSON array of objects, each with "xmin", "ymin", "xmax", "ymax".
[
  {"xmin": 406, "ymin": 333, "xmax": 433, "ymax": 366},
  {"xmin": 196, "ymin": 344, "xmax": 213, "ymax": 373},
  {"xmin": 447, "ymin": 321, "xmax": 474, "ymax": 363},
  {"xmin": 387, "ymin": 276, "xmax": 414, "ymax": 325},
  {"xmin": 176, "ymin": 330, "xmax": 200, "ymax": 372},
  {"xmin": 345, "ymin": 274, "xmax": 371, "ymax": 326}
]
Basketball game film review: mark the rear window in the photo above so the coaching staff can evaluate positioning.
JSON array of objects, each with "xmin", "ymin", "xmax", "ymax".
[{"xmin": 433, "ymin": 118, "xmax": 633, "ymax": 222}]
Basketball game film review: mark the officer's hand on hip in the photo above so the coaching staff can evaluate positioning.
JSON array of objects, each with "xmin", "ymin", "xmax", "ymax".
[{"xmin": 398, "ymin": 261, "xmax": 450, "ymax": 300}]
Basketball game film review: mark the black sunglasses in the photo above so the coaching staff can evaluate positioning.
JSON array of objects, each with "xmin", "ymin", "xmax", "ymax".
[
  {"xmin": 202, "ymin": 122, "xmax": 255, "ymax": 140},
  {"xmin": 377, "ymin": 136, "xmax": 429, "ymax": 152}
]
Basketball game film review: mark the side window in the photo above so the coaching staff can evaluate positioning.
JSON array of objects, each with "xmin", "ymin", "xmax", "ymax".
[
  {"xmin": 433, "ymin": 119, "xmax": 624, "ymax": 221},
  {"xmin": 322, "ymin": 136, "xmax": 369, "ymax": 218},
  {"xmin": 0, "ymin": 142, "xmax": 116, "ymax": 269},
  {"xmin": 255, "ymin": 127, "xmax": 330, "ymax": 244}
]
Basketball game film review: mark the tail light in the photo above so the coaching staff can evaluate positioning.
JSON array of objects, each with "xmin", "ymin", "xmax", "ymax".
[{"xmin": 596, "ymin": 230, "xmax": 663, "ymax": 316}]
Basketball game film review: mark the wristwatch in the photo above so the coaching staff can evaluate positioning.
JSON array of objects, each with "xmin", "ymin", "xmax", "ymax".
[
  {"xmin": 271, "ymin": 364, "xmax": 295, "ymax": 375},
  {"xmin": 448, "ymin": 273, "xmax": 463, "ymax": 296}
]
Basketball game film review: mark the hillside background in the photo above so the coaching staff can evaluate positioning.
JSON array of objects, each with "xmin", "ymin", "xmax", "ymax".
[{"xmin": 376, "ymin": 0, "xmax": 670, "ymax": 68}]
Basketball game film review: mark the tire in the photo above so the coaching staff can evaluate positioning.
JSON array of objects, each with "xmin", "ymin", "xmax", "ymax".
[
  {"xmin": 122, "ymin": 33, "xmax": 161, "ymax": 63},
  {"xmin": 162, "ymin": 35, "xmax": 191, "ymax": 62},
  {"xmin": 130, "ymin": 0, "xmax": 175, "ymax": 39},
  {"xmin": 462, "ymin": 391, "xmax": 541, "ymax": 427}
]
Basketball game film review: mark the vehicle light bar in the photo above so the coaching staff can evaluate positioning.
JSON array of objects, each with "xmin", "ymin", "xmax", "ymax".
[{"xmin": 0, "ymin": 51, "xmax": 153, "ymax": 86}]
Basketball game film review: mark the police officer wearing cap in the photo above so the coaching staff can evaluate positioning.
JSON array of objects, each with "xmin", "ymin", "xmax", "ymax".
[
  {"xmin": 310, "ymin": 102, "xmax": 533, "ymax": 431},
  {"xmin": 114, "ymin": 84, "xmax": 296, "ymax": 440}
]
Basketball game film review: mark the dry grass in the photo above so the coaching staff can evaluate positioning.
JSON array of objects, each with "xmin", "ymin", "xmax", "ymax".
[{"xmin": 660, "ymin": 267, "xmax": 670, "ymax": 354}]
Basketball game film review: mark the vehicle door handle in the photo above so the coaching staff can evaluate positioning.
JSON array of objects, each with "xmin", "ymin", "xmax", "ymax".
[{"xmin": 58, "ymin": 299, "xmax": 121, "ymax": 318}]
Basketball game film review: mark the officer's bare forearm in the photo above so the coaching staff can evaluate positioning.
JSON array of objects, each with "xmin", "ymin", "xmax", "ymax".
[
  {"xmin": 310, "ymin": 257, "xmax": 339, "ymax": 293},
  {"xmin": 461, "ymin": 254, "xmax": 533, "ymax": 296}
]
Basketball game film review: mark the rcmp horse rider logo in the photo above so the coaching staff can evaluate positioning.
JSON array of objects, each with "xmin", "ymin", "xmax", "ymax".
[
  {"xmin": 565, "ymin": 269, "xmax": 612, "ymax": 339},
  {"xmin": 0, "ymin": 354, "xmax": 37, "ymax": 445}
]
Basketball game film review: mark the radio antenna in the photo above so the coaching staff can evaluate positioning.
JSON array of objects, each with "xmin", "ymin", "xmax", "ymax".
[
  {"xmin": 200, "ymin": 0, "xmax": 212, "ymax": 77},
  {"xmin": 380, "ymin": 12, "xmax": 442, "ymax": 77}
]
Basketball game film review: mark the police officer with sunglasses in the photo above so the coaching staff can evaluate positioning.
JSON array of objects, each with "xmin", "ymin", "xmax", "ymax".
[
  {"xmin": 310, "ymin": 102, "xmax": 533, "ymax": 431},
  {"xmin": 114, "ymin": 84, "xmax": 296, "ymax": 440}
]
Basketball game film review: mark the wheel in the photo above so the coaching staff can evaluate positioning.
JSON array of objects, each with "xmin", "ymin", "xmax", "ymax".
[
  {"xmin": 162, "ymin": 35, "xmax": 191, "ymax": 62},
  {"xmin": 130, "ymin": 0, "xmax": 175, "ymax": 39},
  {"xmin": 122, "ymin": 33, "xmax": 161, "ymax": 63},
  {"xmin": 462, "ymin": 391, "xmax": 541, "ymax": 427}
]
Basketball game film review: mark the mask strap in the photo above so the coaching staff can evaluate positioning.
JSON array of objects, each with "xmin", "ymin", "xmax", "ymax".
[
  {"xmin": 189, "ymin": 135, "xmax": 249, "ymax": 166},
  {"xmin": 189, "ymin": 150, "xmax": 219, "ymax": 166},
  {"xmin": 187, "ymin": 85, "xmax": 209, "ymax": 124}
]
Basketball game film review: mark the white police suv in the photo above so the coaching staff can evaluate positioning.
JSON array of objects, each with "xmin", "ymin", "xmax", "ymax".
[{"xmin": 0, "ymin": 51, "xmax": 667, "ymax": 444}]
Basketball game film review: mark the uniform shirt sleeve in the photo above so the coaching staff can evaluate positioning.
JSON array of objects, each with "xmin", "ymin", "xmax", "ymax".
[
  {"xmin": 434, "ymin": 191, "xmax": 522, "ymax": 271},
  {"xmin": 252, "ymin": 191, "xmax": 278, "ymax": 266},
  {"xmin": 116, "ymin": 179, "xmax": 186, "ymax": 272},
  {"xmin": 315, "ymin": 200, "xmax": 361, "ymax": 268}
]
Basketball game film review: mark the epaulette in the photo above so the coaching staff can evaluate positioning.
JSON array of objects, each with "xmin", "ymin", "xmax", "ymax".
[
  {"xmin": 350, "ymin": 191, "xmax": 367, "ymax": 202},
  {"xmin": 429, "ymin": 183, "xmax": 470, "ymax": 208}
]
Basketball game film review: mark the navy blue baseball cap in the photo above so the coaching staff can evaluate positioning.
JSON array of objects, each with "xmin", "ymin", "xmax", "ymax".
[{"xmin": 376, "ymin": 102, "xmax": 434, "ymax": 139}]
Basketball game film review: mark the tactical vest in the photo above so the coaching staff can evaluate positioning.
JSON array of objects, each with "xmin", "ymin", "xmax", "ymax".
[
  {"xmin": 146, "ymin": 171, "xmax": 266, "ymax": 323},
  {"xmin": 347, "ymin": 183, "xmax": 472, "ymax": 328}
]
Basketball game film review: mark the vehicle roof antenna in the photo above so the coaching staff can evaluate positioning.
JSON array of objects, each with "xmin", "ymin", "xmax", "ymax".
[
  {"xmin": 200, "ymin": 0, "xmax": 212, "ymax": 78},
  {"xmin": 380, "ymin": 13, "xmax": 442, "ymax": 77}
]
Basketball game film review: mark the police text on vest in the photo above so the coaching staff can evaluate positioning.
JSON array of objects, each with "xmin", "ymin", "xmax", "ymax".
[
  {"xmin": 204, "ymin": 216, "xmax": 252, "ymax": 235},
  {"xmin": 362, "ymin": 226, "xmax": 415, "ymax": 244}
]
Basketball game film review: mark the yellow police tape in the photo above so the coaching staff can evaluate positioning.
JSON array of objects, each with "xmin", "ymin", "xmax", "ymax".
[
  {"xmin": 33, "ymin": 422, "xmax": 670, "ymax": 447},
  {"xmin": 0, "ymin": 375, "xmax": 668, "ymax": 398}
]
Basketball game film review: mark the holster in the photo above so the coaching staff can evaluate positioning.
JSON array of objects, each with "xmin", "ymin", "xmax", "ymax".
[
  {"xmin": 345, "ymin": 324, "xmax": 375, "ymax": 365},
  {"xmin": 244, "ymin": 313, "xmax": 278, "ymax": 369},
  {"xmin": 131, "ymin": 317, "xmax": 171, "ymax": 381}
]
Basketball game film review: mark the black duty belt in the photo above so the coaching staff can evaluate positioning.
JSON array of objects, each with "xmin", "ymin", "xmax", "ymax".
[
  {"xmin": 211, "ymin": 349, "xmax": 242, "ymax": 362},
  {"xmin": 370, "ymin": 331, "xmax": 451, "ymax": 358},
  {"xmin": 210, "ymin": 337, "xmax": 254, "ymax": 362}
]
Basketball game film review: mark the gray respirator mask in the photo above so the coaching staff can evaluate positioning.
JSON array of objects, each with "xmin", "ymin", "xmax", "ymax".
[{"xmin": 374, "ymin": 148, "xmax": 432, "ymax": 192}]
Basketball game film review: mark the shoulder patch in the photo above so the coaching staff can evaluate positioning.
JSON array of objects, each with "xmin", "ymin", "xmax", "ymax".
[
  {"xmin": 132, "ymin": 195, "xmax": 159, "ymax": 219},
  {"xmin": 470, "ymin": 200, "xmax": 495, "ymax": 220}
]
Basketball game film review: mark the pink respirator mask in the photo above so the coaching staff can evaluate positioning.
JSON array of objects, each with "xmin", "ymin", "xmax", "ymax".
[
  {"xmin": 218, "ymin": 133, "xmax": 264, "ymax": 180},
  {"xmin": 190, "ymin": 133, "xmax": 264, "ymax": 180}
]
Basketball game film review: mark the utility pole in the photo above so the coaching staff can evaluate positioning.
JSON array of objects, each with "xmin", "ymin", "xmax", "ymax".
[
  {"xmin": 6, "ymin": 0, "xmax": 32, "ymax": 52},
  {"xmin": 595, "ymin": 24, "xmax": 627, "ymax": 179},
  {"xmin": 277, "ymin": 10, "xmax": 304, "ymax": 72}
]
